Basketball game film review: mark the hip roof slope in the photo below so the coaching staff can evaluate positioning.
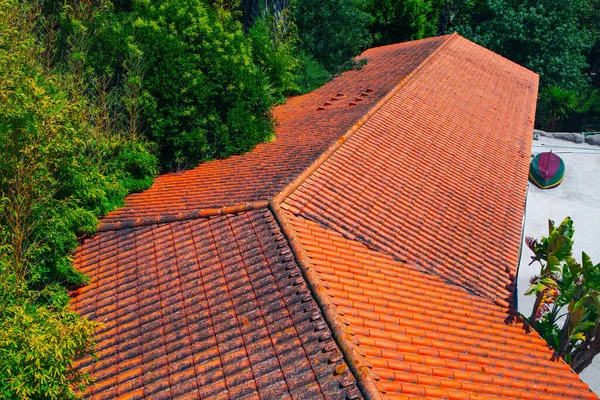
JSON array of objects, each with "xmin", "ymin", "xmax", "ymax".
[{"xmin": 283, "ymin": 34, "xmax": 539, "ymax": 307}]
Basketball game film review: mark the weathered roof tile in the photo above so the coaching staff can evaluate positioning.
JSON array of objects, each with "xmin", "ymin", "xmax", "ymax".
[
  {"xmin": 72, "ymin": 210, "xmax": 359, "ymax": 399},
  {"xmin": 100, "ymin": 36, "xmax": 449, "ymax": 226},
  {"xmin": 71, "ymin": 33, "xmax": 598, "ymax": 399}
]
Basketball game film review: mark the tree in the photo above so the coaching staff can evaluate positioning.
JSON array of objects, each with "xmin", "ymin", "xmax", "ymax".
[
  {"xmin": 368, "ymin": 0, "xmax": 438, "ymax": 45},
  {"xmin": 435, "ymin": 0, "xmax": 487, "ymax": 35},
  {"xmin": 525, "ymin": 218, "xmax": 600, "ymax": 373},
  {"xmin": 462, "ymin": 0, "xmax": 593, "ymax": 91},
  {"xmin": 293, "ymin": 0, "xmax": 373, "ymax": 74},
  {"xmin": 0, "ymin": 1, "xmax": 155, "ymax": 396},
  {"xmin": 80, "ymin": 0, "xmax": 278, "ymax": 170}
]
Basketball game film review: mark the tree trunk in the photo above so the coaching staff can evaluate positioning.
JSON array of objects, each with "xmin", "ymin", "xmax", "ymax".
[
  {"xmin": 571, "ymin": 323, "xmax": 600, "ymax": 373},
  {"xmin": 529, "ymin": 289, "xmax": 546, "ymax": 325},
  {"xmin": 554, "ymin": 313, "xmax": 572, "ymax": 361}
]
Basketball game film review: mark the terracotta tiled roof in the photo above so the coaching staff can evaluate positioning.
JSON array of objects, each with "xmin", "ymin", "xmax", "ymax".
[
  {"xmin": 283, "ymin": 212, "xmax": 596, "ymax": 399},
  {"xmin": 100, "ymin": 35, "xmax": 449, "ymax": 228},
  {"xmin": 72, "ymin": 210, "xmax": 360, "ymax": 399},
  {"xmin": 71, "ymin": 33, "xmax": 598, "ymax": 399},
  {"xmin": 282, "ymin": 35, "xmax": 538, "ymax": 308}
]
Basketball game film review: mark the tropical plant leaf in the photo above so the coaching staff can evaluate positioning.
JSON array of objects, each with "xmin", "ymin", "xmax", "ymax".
[
  {"xmin": 525, "ymin": 236, "xmax": 538, "ymax": 252},
  {"xmin": 525, "ymin": 282, "xmax": 546, "ymax": 296}
]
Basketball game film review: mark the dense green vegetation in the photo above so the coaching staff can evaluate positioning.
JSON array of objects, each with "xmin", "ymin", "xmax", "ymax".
[
  {"xmin": 2, "ymin": 0, "xmax": 600, "ymax": 396},
  {"xmin": 456, "ymin": 0, "xmax": 600, "ymax": 131},
  {"xmin": 0, "ymin": 0, "xmax": 157, "ymax": 397},
  {"xmin": 369, "ymin": 0, "xmax": 438, "ymax": 44},
  {"xmin": 84, "ymin": 0, "xmax": 278, "ymax": 169},
  {"xmin": 293, "ymin": 0, "xmax": 373, "ymax": 73}
]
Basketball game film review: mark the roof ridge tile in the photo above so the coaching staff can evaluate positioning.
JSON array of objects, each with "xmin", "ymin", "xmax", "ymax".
[
  {"xmin": 281, "ymin": 34, "xmax": 539, "ymax": 308},
  {"xmin": 269, "ymin": 201, "xmax": 383, "ymax": 400},
  {"xmin": 272, "ymin": 34, "xmax": 458, "ymax": 208},
  {"xmin": 97, "ymin": 201, "xmax": 268, "ymax": 232}
]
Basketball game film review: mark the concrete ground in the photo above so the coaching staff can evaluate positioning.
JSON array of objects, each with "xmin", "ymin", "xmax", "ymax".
[{"xmin": 517, "ymin": 136, "xmax": 600, "ymax": 394}]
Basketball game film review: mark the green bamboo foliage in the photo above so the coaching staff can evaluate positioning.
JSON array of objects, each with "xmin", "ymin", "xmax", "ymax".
[{"xmin": 0, "ymin": 0, "xmax": 156, "ymax": 396}]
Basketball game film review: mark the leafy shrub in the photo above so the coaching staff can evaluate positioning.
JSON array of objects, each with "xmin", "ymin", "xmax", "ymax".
[
  {"xmin": 247, "ymin": 12, "xmax": 334, "ymax": 96},
  {"xmin": 248, "ymin": 13, "xmax": 300, "ymax": 100},
  {"xmin": 108, "ymin": 141, "xmax": 158, "ymax": 193},
  {"xmin": 0, "ymin": 273, "xmax": 97, "ymax": 400},
  {"xmin": 538, "ymin": 84, "xmax": 581, "ymax": 131},
  {"xmin": 525, "ymin": 218, "xmax": 600, "ymax": 372},
  {"xmin": 294, "ymin": 51, "xmax": 332, "ymax": 94},
  {"xmin": 83, "ymin": 0, "xmax": 278, "ymax": 170}
]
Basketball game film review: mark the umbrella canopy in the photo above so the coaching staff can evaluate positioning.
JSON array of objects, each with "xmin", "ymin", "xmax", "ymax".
[{"xmin": 529, "ymin": 151, "xmax": 565, "ymax": 189}]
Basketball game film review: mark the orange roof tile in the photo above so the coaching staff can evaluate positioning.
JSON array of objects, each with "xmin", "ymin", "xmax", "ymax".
[
  {"xmin": 72, "ymin": 210, "xmax": 360, "ymax": 399},
  {"xmin": 70, "ymin": 33, "xmax": 597, "ymax": 399},
  {"xmin": 283, "ymin": 211, "xmax": 596, "ymax": 400},
  {"xmin": 101, "ymin": 35, "xmax": 449, "ymax": 226},
  {"xmin": 282, "ymin": 34, "xmax": 538, "ymax": 307}
]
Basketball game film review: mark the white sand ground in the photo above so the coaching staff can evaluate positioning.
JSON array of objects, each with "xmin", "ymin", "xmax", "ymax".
[{"xmin": 517, "ymin": 136, "xmax": 600, "ymax": 394}]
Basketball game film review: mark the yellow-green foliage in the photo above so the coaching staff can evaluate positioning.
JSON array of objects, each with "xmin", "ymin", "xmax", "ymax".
[
  {"xmin": 0, "ymin": 273, "xmax": 97, "ymax": 400},
  {"xmin": 0, "ymin": 0, "xmax": 156, "ymax": 397}
]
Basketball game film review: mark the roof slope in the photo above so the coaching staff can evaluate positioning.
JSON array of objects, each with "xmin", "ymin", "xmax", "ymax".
[
  {"xmin": 282, "ymin": 35, "xmax": 538, "ymax": 307},
  {"xmin": 72, "ymin": 210, "xmax": 360, "ymax": 399},
  {"xmin": 283, "ymin": 212, "xmax": 595, "ymax": 399},
  {"xmin": 100, "ymin": 35, "xmax": 449, "ymax": 227}
]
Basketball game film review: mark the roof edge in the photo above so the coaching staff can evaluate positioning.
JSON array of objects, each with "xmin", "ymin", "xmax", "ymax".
[
  {"xmin": 272, "ymin": 33, "xmax": 459, "ymax": 205},
  {"xmin": 269, "ymin": 201, "xmax": 384, "ymax": 400},
  {"xmin": 97, "ymin": 201, "xmax": 269, "ymax": 232}
]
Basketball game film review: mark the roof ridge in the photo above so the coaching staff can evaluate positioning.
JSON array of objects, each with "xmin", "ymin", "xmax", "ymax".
[
  {"xmin": 278, "ymin": 33, "xmax": 537, "ymax": 309},
  {"xmin": 96, "ymin": 200, "xmax": 268, "ymax": 232},
  {"xmin": 257, "ymin": 209, "xmax": 362, "ymax": 398},
  {"xmin": 272, "ymin": 32, "xmax": 459, "ymax": 205},
  {"xmin": 269, "ymin": 201, "xmax": 384, "ymax": 400}
]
